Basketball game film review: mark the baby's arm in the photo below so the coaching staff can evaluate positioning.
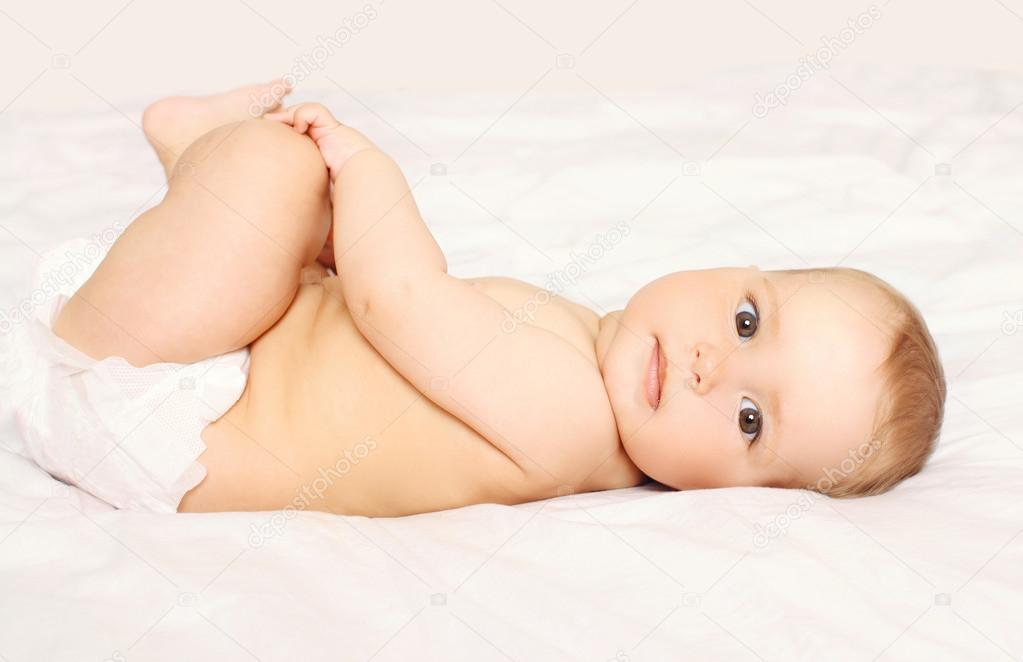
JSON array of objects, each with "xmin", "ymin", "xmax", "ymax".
[{"xmin": 269, "ymin": 105, "xmax": 609, "ymax": 485}]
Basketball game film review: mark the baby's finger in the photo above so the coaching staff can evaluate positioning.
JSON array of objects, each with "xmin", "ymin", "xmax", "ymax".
[
  {"xmin": 263, "ymin": 106, "xmax": 297, "ymax": 125},
  {"xmin": 292, "ymin": 108, "xmax": 313, "ymax": 135},
  {"xmin": 292, "ymin": 104, "xmax": 340, "ymax": 136},
  {"xmin": 262, "ymin": 112, "xmax": 288, "ymax": 124}
]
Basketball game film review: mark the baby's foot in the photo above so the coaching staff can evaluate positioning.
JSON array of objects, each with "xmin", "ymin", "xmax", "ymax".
[{"xmin": 142, "ymin": 79, "xmax": 293, "ymax": 176}]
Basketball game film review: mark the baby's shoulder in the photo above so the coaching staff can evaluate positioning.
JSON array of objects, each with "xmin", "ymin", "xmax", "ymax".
[{"xmin": 464, "ymin": 276, "xmax": 600, "ymax": 358}]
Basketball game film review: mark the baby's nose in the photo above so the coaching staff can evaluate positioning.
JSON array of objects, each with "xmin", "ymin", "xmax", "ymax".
[{"xmin": 688, "ymin": 343, "xmax": 718, "ymax": 393}]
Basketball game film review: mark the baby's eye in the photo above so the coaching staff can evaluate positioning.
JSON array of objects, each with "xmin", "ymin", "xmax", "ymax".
[
  {"xmin": 738, "ymin": 397, "xmax": 762, "ymax": 444},
  {"xmin": 735, "ymin": 296, "xmax": 758, "ymax": 339}
]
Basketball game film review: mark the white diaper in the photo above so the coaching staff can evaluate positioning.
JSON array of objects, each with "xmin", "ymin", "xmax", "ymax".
[{"xmin": 0, "ymin": 236, "xmax": 249, "ymax": 513}]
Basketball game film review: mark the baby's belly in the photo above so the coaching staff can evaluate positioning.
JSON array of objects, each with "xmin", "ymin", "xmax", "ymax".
[{"xmin": 188, "ymin": 275, "xmax": 535, "ymax": 517}]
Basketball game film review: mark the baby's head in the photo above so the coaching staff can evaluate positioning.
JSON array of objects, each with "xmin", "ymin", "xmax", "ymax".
[{"xmin": 597, "ymin": 266, "xmax": 945, "ymax": 497}]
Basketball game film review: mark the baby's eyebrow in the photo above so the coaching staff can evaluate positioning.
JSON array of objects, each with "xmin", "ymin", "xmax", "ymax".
[{"xmin": 763, "ymin": 275, "xmax": 781, "ymax": 318}]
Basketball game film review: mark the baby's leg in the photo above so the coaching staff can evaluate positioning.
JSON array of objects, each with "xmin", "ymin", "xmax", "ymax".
[
  {"xmin": 53, "ymin": 90, "xmax": 330, "ymax": 367},
  {"xmin": 140, "ymin": 80, "xmax": 291, "ymax": 179}
]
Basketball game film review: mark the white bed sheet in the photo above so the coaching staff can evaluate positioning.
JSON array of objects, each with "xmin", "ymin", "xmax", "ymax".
[{"xmin": 1, "ymin": 65, "xmax": 1021, "ymax": 661}]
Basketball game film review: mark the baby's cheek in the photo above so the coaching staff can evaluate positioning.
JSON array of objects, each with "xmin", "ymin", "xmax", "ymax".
[{"xmin": 658, "ymin": 398, "xmax": 737, "ymax": 483}]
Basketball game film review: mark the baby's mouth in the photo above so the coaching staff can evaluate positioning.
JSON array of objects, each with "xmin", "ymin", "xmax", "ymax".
[{"xmin": 645, "ymin": 338, "xmax": 663, "ymax": 410}]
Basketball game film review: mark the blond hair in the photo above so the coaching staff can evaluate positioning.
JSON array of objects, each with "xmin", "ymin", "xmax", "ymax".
[{"xmin": 808, "ymin": 267, "xmax": 946, "ymax": 497}]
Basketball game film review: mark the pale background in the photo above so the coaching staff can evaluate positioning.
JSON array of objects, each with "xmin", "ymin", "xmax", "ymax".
[{"xmin": 2, "ymin": 0, "xmax": 1022, "ymax": 111}]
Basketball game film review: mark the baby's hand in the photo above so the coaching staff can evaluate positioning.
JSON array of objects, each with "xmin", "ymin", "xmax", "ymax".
[{"xmin": 264, "ymin": 103, "xmax": 379, "ymax": 181}]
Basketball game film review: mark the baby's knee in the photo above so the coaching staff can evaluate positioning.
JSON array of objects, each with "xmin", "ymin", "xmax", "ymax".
[
  {"xmin": 231, "ymin": 119, "xmax": 326, "ymax": 175},
  {"xmin": 169, "ymin": 118, "xmax": 330, "ymax": 242},
  {"xmin": 176, "ymin": 118, "xmax": 324, "ymax": 182}
]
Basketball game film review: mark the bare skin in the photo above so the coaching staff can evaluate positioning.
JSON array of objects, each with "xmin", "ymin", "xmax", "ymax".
[
  {"xmin": 52, "ymin": 82, "xmax": 642, "ymax": 516},
  {"xmin": 53, "ymin": 83, "xmax": 890, "ymax": 517}
]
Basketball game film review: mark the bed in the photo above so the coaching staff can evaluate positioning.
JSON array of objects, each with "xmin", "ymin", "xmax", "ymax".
[{"xmin": 1, "ymin": 64, "xmax": 1020, "ymax": 661}]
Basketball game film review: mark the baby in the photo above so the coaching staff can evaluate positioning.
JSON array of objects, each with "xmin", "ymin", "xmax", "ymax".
[{"xmin": 4, "ymin": 81, "xmax": 946, "ymax": 516}]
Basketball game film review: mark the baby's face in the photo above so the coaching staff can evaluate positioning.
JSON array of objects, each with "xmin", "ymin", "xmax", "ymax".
[{"xmin": 597, "ymin": 267, "xmax": 890, "ymax": 490}]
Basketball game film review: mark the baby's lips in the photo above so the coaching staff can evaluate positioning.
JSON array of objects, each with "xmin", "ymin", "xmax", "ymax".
[{"xmin": 657, "ymin": 342, "xmax": 668, "ymax": 394}]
